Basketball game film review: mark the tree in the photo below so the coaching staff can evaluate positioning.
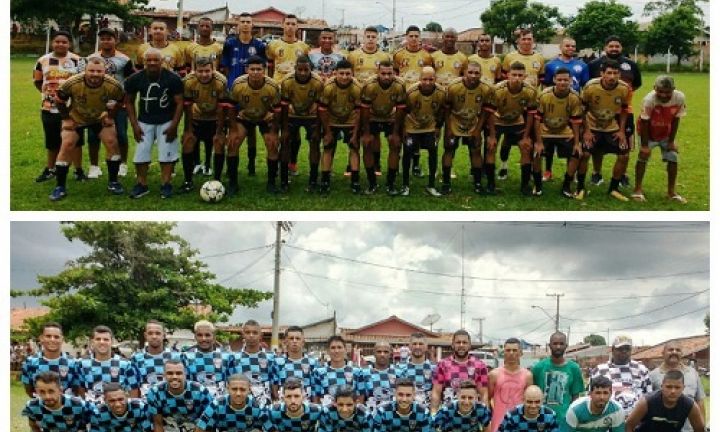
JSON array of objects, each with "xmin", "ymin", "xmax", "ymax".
[
  {"xmin": 11, "ymin": 222, "xmax": 273, "ymax": 343},
  {"xmin": 480, "ymin": 0, "xmax": 563, "ymax": 48},
  {"xmin": 644, "ymin": 6, "xmax": 702, "ymax": 65},
  {"xmin": 424, "ymin": 22, "xmax": 442, "ymax": 33},
  {"xmin": 643, "ymin": 0, "xmax": 707, "ymax": 18},
  {"xmin": 704, "ymin": 312, "xmax": 709, "ymax": 334},
  {"xmin": 565, "ymin": 1, "xmax": 639, "ymax": 52},
  {"xmin": 583, "ymin": 334, "xmax": 607, "ymax": 346}
]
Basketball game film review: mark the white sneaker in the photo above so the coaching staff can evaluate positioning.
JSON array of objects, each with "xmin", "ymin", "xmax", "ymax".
[
  {"xmin": 87, "ymin": 165, "xmax": 102, "ymax": 179},
  {"xmin": 118, "ymin": 163, "xmax": 128, "ymax": 177},
  {"xmin": 193, "ymin": 164, "xmax": 204, "ymax": 175}
]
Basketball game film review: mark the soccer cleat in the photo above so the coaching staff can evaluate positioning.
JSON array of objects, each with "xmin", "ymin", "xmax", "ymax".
[
  {"xmin": 160, "ymin": 183, "xmax": 173, "ymax": 199},
  {"xmin": 118, "ymin": 163, "xmax": 128, "ymax": 177},
  {"xmin": 74, "ymin": 169, "xmax": 88, "ymax": 181},
  {"xmin": 87, "ymin": 165, "xmax": 102, "ymax": 179},
  {"xmin": 542, "ymin": 170, "xmax": 553, "ymax": 182},
  {"xmin": 474, "ymin": 183, "xmax": 486, "ymax": 195},
  {"xmin": 574, "ymin": 189, "xmax": 587, "ymax": 200},
  {"xmin": 386, "ymin": 185, "xmax": 399, "ymax": 196},
  {"xmin": 440, "ymin": 183, "xmax": 452, "ymax": 195},
  {"xmin": 532, "ymin": 186, "xmax": 543, "ymax": 196},
  {"xmin": 279, "ymin": 183, "xmax": 290, "ymax": 194},
  {"xmin": 320, "ymin": 182, "xmax": 331, "ymax": 195},
  {"xmin": 226, "ymin": 182, "xmax": 239, "ymax": 197},
  {"xmin": 412, "ymin": 165, "xmax": 423, "ymax": 178},
  {"xmin": 35, "ymin": 167, "xmax": 56, "ymax": 182},
  {"xmin": 305, "ymin": 182, "xmax": 318, "ymax": 193},
  {"xmin": 193, "ymin": 164, "xmax": 204, "ymax": 175},
  {"xmin": 203, "ymin": 166, "xmax": 213, "ymax": 176},
  {"xmin": 425, "ymin": 186, "xmax": 442, "ymax": 197},
  {"xmin": 49, "ymin": 186, "xmax": 67, "ymax": 201},
  {"xmin": 497, "ymin": 168, "xmax": 508, "ymax": 180},
  {"xmin": 561, "ymin": 187, "xmax": 574, "ymax": 199},
  {"xmin": 107, "ymin": 181, "xmax": 125, "ymax": 195},
  {"xmin": 590, "ymin": 172, "xmax": 603, "ymax": 186},
  {"xmin": 609, "ymin": 189, "xmax": 629, "ymax": 202},
  {"xmin": 129, "ymin": 183, "xmax": 149, "ymax": 199},
  {"xmin": 350, "ymin": 182, "xmax": 362, "ymax": 195},
  {"xmin": 485, "ymin": 184, "xmax": 497, "ymax": 196},
  {"xmin": 619, "ymin": 174, "xmax": 630, "ymax": 188},
  {"xmin": 365, "ymin": 184, "xmax": 378, "ymax": 195},
  {"xmin": 399, "ymin": 185, "xmax": 410, "ymax": 196},
  {"xmin": 179, "ymin": 181, "xmax": 194, "ymax": 194},
  {"xmin": 288, "ymin": 163, "xmax": 299, "ymax": 176}
]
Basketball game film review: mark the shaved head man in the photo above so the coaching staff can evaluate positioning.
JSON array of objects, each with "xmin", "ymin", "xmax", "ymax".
[{"xmin": 498, "ymin": 385, "xmax": 560, "ymax": 431}]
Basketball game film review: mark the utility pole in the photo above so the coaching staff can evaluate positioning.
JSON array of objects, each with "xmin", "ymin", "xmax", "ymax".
[
  {"xmin": 546, "ymin": 293, "xmax": 564, "ymax": 332},
  {"xmin": 392, "ymin": 0, "xmax": 397, "ymax": 32},
  {"xmin": 338, "ymin": 9, "xmax": 345, "ymax": 27},
  {"xmin": 460, "ymin": 225, "xmax": 466, "ymax": 329},
  {"xmin": 177, "ymin": 0, "xmax": 185, "ymax": 37},
  {"xmin": 271, "ymin": 222, "xmax": 282, "ymax": 351},
  {"xmin": 472, "ymin": 317, "xmax": 485, "ymax": 345}
]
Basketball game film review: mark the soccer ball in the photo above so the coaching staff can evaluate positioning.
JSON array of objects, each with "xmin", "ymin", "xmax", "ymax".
[{"xmin": 200, "ymin": 180, "xmax": 225, "ymax": 203}]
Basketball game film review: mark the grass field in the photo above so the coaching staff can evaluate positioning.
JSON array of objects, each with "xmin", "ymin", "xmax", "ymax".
[{"xmin": 10, "ymin": 57, "xmax": 709, "ymax": 210}]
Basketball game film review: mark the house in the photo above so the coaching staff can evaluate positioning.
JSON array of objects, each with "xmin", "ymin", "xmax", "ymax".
[
  {"xmin": 226, "ymin": 7, "xmax": 330, "ymax": 45},
  {"xmin": 632, "ymin": 335, "xmax": 709, "ymax": 370},
  {"xmin": 218, "ymin": 315, "xmax": 338, "ymax": 353}
]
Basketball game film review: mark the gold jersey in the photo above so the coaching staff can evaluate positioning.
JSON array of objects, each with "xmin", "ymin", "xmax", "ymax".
[
  {"xmin": 536, "ymin": 87, "xmax": 584, "ymax": 138},
  {"xmin": 502, "ymin": 51, "xmax": 545, "ymax": 88},
  {"xmin": 183, "ymin": 71, "xmax": 228, "ymax": 121},
  {"xmin": 184, "ymin": 40, "xmax": 223, "ymax": 70},
  {"xmin": 136, "ymin": 42, "xmax": 186, "ymax": 71},
  {"xmin": 318, "ymin": 77, "xmax": 363, "ymax": 127},
  {"xmin": 404, "ymin": 82, "xmax": 446, "ymax": 133},
  {"xmin": 266, "ymin": 39, "xmax": 311, "ymax": 82},
  {"xmin": 393, "ymin": 47, "xmax": 433, "ymax": 84},
  {"xmin": 431, "ymin": 50, "xmax": 468, "ymax": 87},
  {"xmin": 445, "ymin": 78, "xmax": 496, "ymax": 137},
  {"xmin": 347, "ymin": 48, "xmax": 392, "ymax": 83},
  {"xmin": 493, "ymin": 81, "xmax": 538, "ymax": 127},
  {"xmin": 360, "ymin": 76, "xmax": 407, "ymax": 122},
  {"xmin": 229, "ymin": 75, "xmax": 281, "ymax": 123},
  {"xmin": 467, "ymin": 54, "xmax": 501, "ymax": 86},
  {"xmin": 280, "ymin": 72, "xmax": 324, "ymax": 119},
  {"xmin": 56, "ymin": 74, "xmax": 125, "ymax": 126},
  {"xmin": 580, "ymin": 78, "xmax": 631, "ymax": 132}
]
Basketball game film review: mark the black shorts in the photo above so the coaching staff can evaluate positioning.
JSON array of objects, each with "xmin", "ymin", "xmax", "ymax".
[
  {"xmin": 405, "ymin": 132, "xmax": 436, "ymax": 151},
  {"xmin": 75, "ymin": 122, "xmax": 103, "ymax": 138},
  {"xmin": 543, "ymin": 137, "xmax": 575, "ymax": 159},
  {"xmin": 370, "ymin": 121, "xmax": 394, "ymax": 137},
  {"xmin": 193, "ymin": 120, "xmax": 217, "ymax": 144},
  {"xmin": 327, "ymin": 127, "xmax": 355, "ymax": 148},
  {"xmin": 239, "ymin": 119, "xmax": 272, "ymax": 135},
  {"xmin": 586, "ymin": 131, "xmax": 626, "ymax": 155},
  {"xmin": 42, "ymin": 111, "xmax": 86, "ymax": 150},
  {"xmin": 446, "ymin": 135, "xmax": 477, "ymax": 150},
  {"xmin": 289, "ymin": 118, "xmax": 319, "ymax": 141},
  {"xmin": 496, "ymin": 124, "xmax": 525, "ymax": 146}
]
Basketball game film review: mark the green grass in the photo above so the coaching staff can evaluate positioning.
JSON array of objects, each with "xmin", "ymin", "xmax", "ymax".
[
  {"xmin": 11, "ymin": 379, "xmax": 30, "ymax": 432},
  {"xmin": 10, "ymin": 57, "xmax": 709, "ymax": 210}
]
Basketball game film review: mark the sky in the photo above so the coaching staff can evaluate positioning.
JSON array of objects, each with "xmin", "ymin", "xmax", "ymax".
[{"xmin": 10, "ymin": 221, "xmax": 709, "ymax": 347}]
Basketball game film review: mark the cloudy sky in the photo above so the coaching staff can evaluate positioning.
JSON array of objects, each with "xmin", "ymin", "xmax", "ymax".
[{"xmin": 10, "ymin": 221, "xmax": 709, "ymax": 347}]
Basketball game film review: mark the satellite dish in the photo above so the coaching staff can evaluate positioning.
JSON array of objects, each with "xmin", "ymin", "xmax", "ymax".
[{"xmin": 421, "ymin": 313, "xmax": 441, "ymax": 331}]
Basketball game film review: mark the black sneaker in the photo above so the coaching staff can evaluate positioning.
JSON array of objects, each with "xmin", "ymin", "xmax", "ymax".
[
  {"xmin": 497, "ymin": 168, "xmax": 508, "ymax": 180},
  {"xmin": 590, "ymin": 172, "xmax": 603, "ymax": 186},
  {"xmin": 350, "ymin": 182, "xmax": 362, "ymax": 194},
  {"xmin": 320, "ymin": 182, "xmax": 331, "ymax": 195},
  {"xmin": 399, "ymin": 185, "xmax": 410, "ymax": 196},
  {"xmin": 386, "ymin": 185, "xmax": 399, "ymax": 196},
  {"xmin": 129, "ymin": 183, "xmax": 149, "ymax": 199},
  {"xmin": 74, "ymin": 169, "xmax": 88, "ymax": 181},
  {"xmin": 35, "ymin": 168, "xmax": 55, "ymax": 183},
  {"xmin": 485, "ymin": 184, "xmax": 497, "ymax": 195},
  {"xmin": 474, "ymin": 183, "xmax": 486, "ymax": 195},
  {"xmin": 179, "ymin": 181, "xmax": 194, "ymax": 194},
  {"xmin": 48, "ymin": 186, "xmax": 67, "ymax": 201},
  {"xmin": 412, "ymin": 165, "xmax": 423, "ymax": 178},
  {"xmin": 561, "ymin": 187, "xmax": 574, "ymax": 199},
  {"xmin": 440, "ymin": 183, "xmax": 452, "ymax": 195},
  {"xmin": 107, "ymin": 182, "xmax": 125, "ymax": 195},
  {"xmin": 305, "ymin": 182, "xmax": 318, "ymax": 193},
  {"xmin": 365, "ymin": 184, "xmax": 378, "ymax": 195},
  {"xmin": 160, "ymin": 183, "xmax": 173, "ymax": 199},
  {"xmin": 620, "ymin": 174, "xmax": 630, "ymax": 188},
  {"xmin": 532, "ymin": 186, "xmax": 543, "ymax": 196}
]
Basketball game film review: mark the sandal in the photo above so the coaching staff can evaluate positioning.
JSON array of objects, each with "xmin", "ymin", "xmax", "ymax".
[
  {"xmin": 669, "ymin": 194, "xmax": 687, "ymax": 204},
  {"xmin": 631, "ymin": 192, "xmax": 646, "ymax": 202}
]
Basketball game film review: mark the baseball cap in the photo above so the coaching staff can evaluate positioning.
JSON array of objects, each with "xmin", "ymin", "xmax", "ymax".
[{"xmin": 612, "ymin": 335, "xmax": 632, "ymax": 348}]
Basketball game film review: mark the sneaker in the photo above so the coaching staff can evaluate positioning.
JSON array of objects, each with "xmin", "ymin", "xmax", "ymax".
[
  {"xmin": 227, "ymin": 183, "xmax": 239, "ymax": 197},
  {"xmin": 288, "ymin": 163, "xmax": 299, "ymax": 176},
  {"xmin": 160, "ymin": 183, "xmax": 173, "ymax": 199},
  {"xmin": 350, "ymin": 182, "xmax": 361, "ymax": 194},
  {"xmin": 48, "ymin": 186, "xmax": 67, "ymax": 201},
  {"xmin": 440, "ymin": 183, "xmax": 452, "ymax": 195},
  {"xmin": 474, "ymin": 183, "xmax": 486, "ymax": 195},
  {"xmin": 497, "ymin": 168, "xmax": 508, "ymax": 180},
  {"xmin": 365, "ymin": 184, "xmax": 378, "ymax": 195},
  {"xmin": 193, "ymin": 164, "xmax": 204, "ymax": 175},
  {"xmin": 412, "ymin": 165, "xmax": 423, "ymax": 178},
  {"xmin": 306, "ymin": 182, "xmax": 318, "ymax": 193},
  {"xmin": 561, "ymin": 187, "xmax": 574, "ymax": 199},
  {"xmin": 532, "ymin": 186, "xmax": 543, "ymax": 196},
  {"xmin": 521, "ymin": 184, "xmax": 533, "ymax": 196},
  {"xmin": 620, "ymin": 174, "xmax": 630, "ymax": 188},
  {"xmin": 129, "ymin": 183, "xmax": 149, "ymax": 199},
  {"xmin": 425, "ymin": 186, "xmax": 442, "ymax": 197},
  {"xmin": 320, "ymin": 182, "xmax": 331, "ymax": 195},
  {"xmin": 266, "ymin": 183, "xmax": 279, "ymax": 194},
  {"xmin": 35, "ymin": 167, "xmax": 56, "ymax": 182},
  {"xmin": 87, "ymin": 165, "xmax": 102, "ymax": 179},
  {"xmin": 590, "ymin": 172, "xmax": 603, "ymax": 186},
  {"xmin": 542, "ymin": 170, "xmax": 552, "ymax": 182},
  {"xmin": 485, "ymin": 184, "xmax": 497, "ymax": 195},
  {"xmin": 107, "ymin": 181, "xmax": 124, "ymax": 195},
  {"xmin": 203, "ymin": 166, "xmax": 213, "ymax": 176},
  {"xmin": 279, "ymin": 183, "xmax": 290, "ymax": 194},
  {"xmin": 386, "ymin": 185, "xmax": 399, "ymax": 196},
  {"xmin": 609, "ymin": 189, "xmax": 629, "ymax": 202},
  {"xmin": 574, "ymin": 189, "xmax": 587, "ymax": 200},
  {"xmin": 399, "ymin": 185, "xmax": 410, "ymax": 196},
  {"xmin": 179, "ymin": 181, "xmax": 194, "ymax": 194},
  {"xmin": 118, "ymin": 163, "xmax": 128, "ymax": 177},
  {"xmin": 74, "ymin": 169, "xmax": 88, "ymax": 181}
]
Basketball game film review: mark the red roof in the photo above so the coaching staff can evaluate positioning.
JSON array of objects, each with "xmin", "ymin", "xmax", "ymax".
[
  {"xmin": 633, "ymin": 335, "xmax": 709, "ymax": 360},
  {"xmin": 345, "ymin": 315, "xmax": 439, "ymax": 338},
  {"xmin": 11, "ymin": 307, "xmax": 49, "ymax": 330}
]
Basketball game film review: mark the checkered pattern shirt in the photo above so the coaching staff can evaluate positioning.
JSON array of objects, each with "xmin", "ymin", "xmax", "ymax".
[
  {"xmin": 145, "ymin": 380, "xmax": 212, "ymax": 432},
  {"xmin": 22, "ymin": 394, "xmax": 92, "ymax": 431},
  {"xmin": 89, "ymin": 397, "xmax": 152, "ymax": 431},
  {"xmin": 195, "ymin": 395, "xmax": 265, "ymax": 431},
  {"xmin": 262, "ymin": 401, "xmax": 323, "ymax": 432},
  {"xmin": 273, "ymin": 355, "xmax": 318, "ymax": 399},
  {"xmin": 21, "ymin": 353, "xmax": 79, "ymax": 395},
  {"xmin": 590, "ymin": 360, "xmax": 652, "ymax": 414},
  {"xmin": 400, "ymin": 360, "xmax": 435, "ymax": 406},
  {"xmin": 230, "ymin": 350, "xmax": 276, "ymax": 407},
  {"xmin": 312, "ymin": 363, "xmax": 366, "ymax": 406},
  {"xmin": 373, "ymin": 401, "xmax": 432, "ymax": 432},
  {"xmin": 318, "ymin": 404, "xmax": 373, "ymax": 432},
  {"xmin": 76, "ymin": 355, "xmax": 140, "ymax": 403},
  {"xmin": 364, "ymin": 365, "xmax": 404, "ymax": 416},
  {"xmin": 498, "ymin": 405, "xmax": 559, "ymax": 432},
  {"xmin": 433, "ymin": 356, "xmax": 489, "ymax": 405},
  {"xmin": 182, "ymin": 348, "xmax": 233, "ymax": 398},
  {"xmin": 433, "ymin": 400, "xmax": 492, "ymax": 431},
  {"xmin": 131, "ymin": 348, "xmax": 182, "ymax": 397}
]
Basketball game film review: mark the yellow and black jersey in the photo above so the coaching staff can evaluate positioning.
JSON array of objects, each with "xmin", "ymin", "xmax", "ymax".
[
  {"xmin": 445, "ymin": 79, "xmax": 496, "ymax": 137},
  {"xmin": 184, "ymin": 40, "xmax": 224, "ymax": 70},
  {"xmin": 404, "ymin": 82, "xmax": 446, "ymax": 133},
  {"xmin": 580, "ymin": 78, "xmax": 631, "ymax": 132},
  {"xmin": 266, "ymin": 39, "xmax": 311, "ymax": 82},
  {"xmin": 467, "ymin": 54, "xmax": 501, "ymax": 86},
  {"xmin": 56, "ymin": 74, "xmax": 124, "ymax": 126},
  {"xmin": 136, "ymin": 42, "xmax": 186, "ymax": 71},
  {"xmin": 393, "ymin": 47, "xmax": 433, "ymax": 85},
  {"xmin": 280, "ymin": 72, "xmax": 324, "ymax": 119},
  {"xmin": 347, "ymin": 48, "xmax": 392, "ymax": 83},
  {"xmin": 360, "ymin": 76, "xmax": 407, "ymax": 122},
  {"xmin": 229, "ymin": 75, "xmax": 281, "ymax": 123},
  {"xmin": 318, "ymin": 77, "xmax": 363, "ymax": 127},
  {"xmin": 502, "ymin": 51, "xmax": 545, "ymax": 88},
  {"xmin": 183, "ymin": 71, "xmax": 229, "ymax": 121},
  {"xmin": 493, "ymin": 81, "xmax": 538, "ymax": 127},
  {"xmin": 536, "ymin": 87, "xmax": 584, "ymax": 138},
  {"xmin": 431, "ymin": 50, "xmax": 467, "ymax": 87}
]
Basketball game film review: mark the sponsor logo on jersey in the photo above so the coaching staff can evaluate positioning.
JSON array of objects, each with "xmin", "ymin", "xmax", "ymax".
[
  {"xmin": 213, "ymin": 357, "xmax": 223, "ymax": 369},
  {"xmin": 110, "ymin": 367, "xmax": 120, "ymax": 378}
]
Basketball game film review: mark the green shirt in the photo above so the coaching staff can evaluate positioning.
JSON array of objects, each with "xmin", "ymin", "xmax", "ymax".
[{"xmin": 532, "ymin": 358, "xmax": 585, "ymax": 432}]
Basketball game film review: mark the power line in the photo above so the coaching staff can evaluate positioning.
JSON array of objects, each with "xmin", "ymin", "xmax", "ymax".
[
  {"xmin": 281, "ymin": 250, "xmax": 329, "ymax": 309},
  {"xmin": 199, "ymin": 244, "xmax": 273, "ymax": 259},
  {"xmin": 570, "ymin": 306, "xmax": 709, "ymax": 333},
  {"xmin": 216, "ymin": 247, "xmax": 275, "ymax": 284}
]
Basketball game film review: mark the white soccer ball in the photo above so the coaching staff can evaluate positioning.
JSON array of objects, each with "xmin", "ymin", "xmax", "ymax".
[{"xmin": 200, "ymin": 180, "xmax": 225, "ymax": 203}]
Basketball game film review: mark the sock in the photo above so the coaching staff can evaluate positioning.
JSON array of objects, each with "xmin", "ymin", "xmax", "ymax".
[
  {"xmin": 204, "ymin": 142, "xmax": 213, "ymax": 169},
  {"xmin": 577, "ymin": 173, "xmax": 586, "ymax": 190},
  {"xmin": 521, "ymin": 163, "xmax": 531, "ymax": 187},
  {"xmin": 387, "ymin": 168, "xmax": 398, "ymax": 188},
  {"xmin": 374, "ymin": 151, "xmax": 381, "ymax": 169},
  {"xmin": 472, "ymin": 167, "xmax": 482, "ymax": 185},
  {"xmin": 248, "ymin": 146, "xmax": 256, "ymax": 165},
  {"xmin": 213, "ymin": 153, "xmax": 225, "ymax": 181},
  {"xmin": 501, "ymin": 160, "xmax": 508, "ymax": 170},
  {"xmin": 412, "ymin": 153, "xmax": 420, "ymax": 169},
  {"xmin": 351, "ymin": 171, "xmax": 359, "ymax": 183},
  {"xmin": 106, "ymin": 159, "xmax": 120, "ymax": 183},
  {"xmin": 428, "ymin": 148, "xmax": 438, "ymax": 188},
  {"xmin": 55, "ymin": 164, "xmax": 69, "ymax": 188},
  {"xmin": 309, "ymin": 163, "xmax": 319, "ymax": 184},
  {"xmin": 192, "ymin": 142, "xmax": 201, "ymax": 166},
  {"xmin": 533, "ymin": 171, "xmax": 542, "ymax": 189},
  {"xmin": 402, "ymin": 149, "xmax": 412, "ymax": 186},
  {"xmin": 563, "ymin": 174, "xmax": 572, "ymax": 190},
  {"xmin": 267, "ymin": 158, "xmax": 278, "ymax": 185},
  {"xmin": 500, "ymin": 144, "xmax": 511, "ymax": 163},
  {"xmin": 227, "ymin": 156, "xmax": 239, "ymax": 186},
  {"xmin": 280, "ymin": 161, "xmax": 289, "ymax": 185},
  {"xmin": 182, "ymin": 152, "xmax": 194, "ymax": 182},
  {"xmin": 442, "ymin": 166, "xmax": 451, "ymax": 186},
  {"xmin": 484, "ymin": 163, "xmax": 496, "ymax": 188},
  {"xmin": 609, "ymin": 177, "xmax": 620, "ymax": 192},
  {"xmin": 365, "ymin": 167, "xmax": 376, "ymax": 187},
  {"xmin": 321, "ymin": 170, "xmax": 331, "ymax": 184}
]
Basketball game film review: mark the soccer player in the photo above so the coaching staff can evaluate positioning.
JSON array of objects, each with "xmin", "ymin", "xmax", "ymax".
[
  {"xmin": 227, "ymin": 56, "xmax": 283, "ymax": 193},
  {"xmin": 401, "ymin": 333, "xmax": 435, "ymax": 406},
  {"xmin": 180, "ymin": 57, "xmax": 228, "ymax": 194},
  {"xmin": 279, "ymin": 57, "xmax": 323, "ymax": 192},
  {"xmin": 263, "ymin": 378, "xmax": 323, "ymax": 432},
  {"xmin": 182, "ymin": 320, "xmax": 233, "ymax": 398},
  {"xmin": 90, "ymin": 382, "xmax": 152, "ymax": 431},
  {"xmin": 131, "ymin": 320, "xmax": 182, "ymax": 397},
  {"xmin": 566, "ymin": 376, "xmax": 624, "ymax": 432},
  {"xmin": 309, "ymin": 27, "xmax": 345, "ymax": 81},
  {"xmin": 589, "ymin": 335, "xmax": 651, "ymax": 416},
  {"xmin": 442, "ymin": 61, "xmax": 496, "ymax": 195},
  {"xmin": 363, "ymin": 341, "xmax": 403, "ymax": 415},
  {"xmin": 33, "ymin": 30, "xmax": 83, "ymax": 183},
  {"xmin": 431, "ymin": 28, "xmax": 467, "ymax": 88},
  {"xmin": 359, "ymin": 60, "xmax": 407, "ymax": 194},
  {"xmin": 633, "ymin": 75, "xmax": 688, "ymax": 203},
  {"xmin": 534, "ymin": 67, "xmax": 585, "ymax": 199},
  {"xmin": 468, "ymin": 33, "xmax": 502, "ymax": 87},
  {"xmin": 501, "ymin": 29, "xmax": 544, "ymax": 88},
  {"xmin": 317, "ymin": 60, "xmax": 363, "ymax": 194},
  {"xmin": 393, "ymin": 25, "xmax": 433, "ymax": 86},
  {"xmin": 311, "ymin": 335, "xmax": 365, "ymax": 406},
  {"xmin": 581, "ymin": 59, "xmax": 632, "ymax": 201},
  {"xmin": 22, "ymin": 322, "xmax": 79, "ymax": 397},
  {"xmin": 402, "ymin": 67, "xmax": 446, "ymax": 196},
  {"xmin": 272, "ymin": 326, "xmax": 318, "ymax": 401},
  {"xmin": 124, "ymin": 48, "xmax": 184, "ymax": 199},
  {"xmin": 195, "ymin": 374, "xmax": 266, "ymax": 431},
  {"xmin": 184, "ymin": 17, "xmax": 223, "ymax": 71},
  {"xmin": 491, "ymin": 62, "xmax": 538, "ymax": 196},
  {"xmin": 431, "ymin": 329, "xmax": 489, "ymax": 412},
  {"xmin": 136, "ymin": 20, "xmax": 186, "ymax": 73},
  {"xmin": 434, "ymin": 379, "xmax": 492, "ymax": 432},
  {"xmin": 230, "ymin": 319, "xmax": 276, "ymax": 407},
  {"xmin": 499, "ymin": 385, "xmax": 559, "ymax": 432},
  {"xmin": 489, "ymin": 338, "xmax": 533, "ymax": 432},
  {"xmin": 146, "ymin": 359, "xmax": 213, "ymax": 432},
  {"xmin": 318, "ymin": 385, "xmax": 373, "ymax": 432},
  {"xmin": 267, "ymin": 14, "xmax": 311, "ymax": 82},
  {"xmin": 76, "ymin": 325, "xmax": 140, "ymax": 403},
  {"xmin": 531, "ymin": 332, "xmax": 584, "ymax": 431},
  {"xmin": 22, "ymin": 371, "xmax": 92, "ymax": 432},
  {"xmin": 373, "ymin": 378, "xmax": 432, "ymax": 432},
  {"xmin": 48, "ymin": 56, "xmax": 125, "ymax": 201},
  {"xmin": 624, "ymin": 370, "xmax": 705, "ymax": 432}
]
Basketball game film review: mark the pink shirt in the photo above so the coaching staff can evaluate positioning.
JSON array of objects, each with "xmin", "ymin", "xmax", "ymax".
[
  {"xmin": 432, "ymin": 355, "xmax": 488, "ymax": 406},
  {"xmin": 490, "ymin": 367, "xmax": 529, "ymax": 432}
]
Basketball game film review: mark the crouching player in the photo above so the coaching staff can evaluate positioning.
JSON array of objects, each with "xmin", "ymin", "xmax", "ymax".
[
  {"xmin": 146, "ymin": 360, "xmax": 212, "ymax": 432},
  {"xmin": 90, "ymin": 382, "xmax": 152, "ymax": 431},
  {"xmin": 195, "ymin": 374, "xmax": 265, "ymax": 431},
  {"xmin": 22, "ymin": 371, "xmax": 92, "ymax": 432},
  {"xmin": 433, "ymin": 380, "xmax": 491, "ymax": 431},
  {"xmin": 318, "ymin": 385, "xmax": 372, "ymax": 432},
  {"xmin": 373, "ymin": 378, "xmax": 432, "ymax": 431},
  {"xmin": 263, "ymin": 378, "xmax": 323, "ymax": 432}
]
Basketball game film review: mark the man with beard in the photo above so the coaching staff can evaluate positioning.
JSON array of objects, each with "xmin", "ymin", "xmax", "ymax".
[
  {"xmin": 499, "ymin": 385, "xmax": 560, "ymax": 432},
  {"xmin": 22, "ymin": 322, "xmax": 80, "ymax": 397},
  {"xmin": 263, "ymin": 378, "xmax": 323, "ymax": 432},
  {"xmin": 531, "ymin": 332, "xmax": 584, "ymax": 431},
  {"xmin": 267, "ymin": 14, "xmax": 311, "ymax": 82},
  {"xmin": 363, "ymin": 341, "xmax": 403, "ymax": 415},
  {"xmin": 195, "ymin": 374, "xmax": 265, "ymax": 431},
  {"xmin": 182, "ymin": 320, "xmax": 233, "ymax": 398},
  {"xmin": 230, "ymin": 319, "xmax": 276, "ymax": 407},
  {"xmin": 431, "ymin": 329, "xmax": 489, "ymax": 413},
  {"xmin": 272, "ymin": 326, "xmax": 319, "ymax": 401},
  {"xmin": 146, "ymin": 360, "xmax": 213, "ymax": 432},
  {"xmin": 400, "ymin": 333, "xmax": 435, "ymax": 406},
  {"xmin": 318, "ymin": 385, "xmax": 372, "ymax": 432},
  {"xmin": 373, "ymin": 378, "xmax": 432, "ymax": 431},
  {"xmin": 489, "ymin": 338, "xmax": 533, "ymax": 432},
  {"xmin": 90, "ymin": 382, "xmax": 153, "ymax": 431},
  {"xmin": 311, "ymin": 336, "xmax": 366, "ymax": 407},
  {"xmin": 131, "ymin": 320, "xmax": 182, "ymax": 398},
  {"xmin": 566, "ymin": 376, "xmax": 624, "ymax": 432},
  {"xmin": 136, "ymin": 21, "xmax": 186, "ymax": 73},
  {"xmin": 22, "ymin": 372, "xmax": 92, "ymax": 432},
  {"xmin": 434, "ymin": 380, "xmax": 492, "ymax": 431}
]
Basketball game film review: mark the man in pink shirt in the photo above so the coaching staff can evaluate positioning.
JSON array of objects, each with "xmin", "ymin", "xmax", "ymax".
[{"xmin": 489, "ymin": 338, "xmax": 533, "ymax": 432}]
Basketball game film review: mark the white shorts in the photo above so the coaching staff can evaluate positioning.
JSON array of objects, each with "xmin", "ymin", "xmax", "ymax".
[{"xmin": 133, "ymin": 121, "xmax": 179, "ymax": 164}]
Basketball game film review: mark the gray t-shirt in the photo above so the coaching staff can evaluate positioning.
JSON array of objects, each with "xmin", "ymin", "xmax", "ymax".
[{"xmin": 649, "ymin": 365, "xmax": 705, "ymax": 432}]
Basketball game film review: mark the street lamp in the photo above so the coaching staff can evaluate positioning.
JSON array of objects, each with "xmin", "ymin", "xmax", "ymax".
[
  {"xmin": 531, "ymin": 305, "xmax": 558, "ymax": 331},
  {"xmin": 375, "ymin": 0, "xmax": 396, "ymax": 32}
]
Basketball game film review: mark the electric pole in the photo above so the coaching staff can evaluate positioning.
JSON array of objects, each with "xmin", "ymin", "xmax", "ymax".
[
  {"xmin": 460, "ymin": 225, "xmax": 466, "ymax": 329},
  {"xmin": 271, "ymin": 222, "xmax": 282, "ymax": 351},
  {"xmin": 472, "ymin": 317, "xmax": 485, "ymax": 345},
  {"xmin": 546, "ymin": 293, "xmax": 564, "ymax": 332},
  {"xmin": 177, "ymin": 0, "xmax": 184, "ymax": 37}
]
